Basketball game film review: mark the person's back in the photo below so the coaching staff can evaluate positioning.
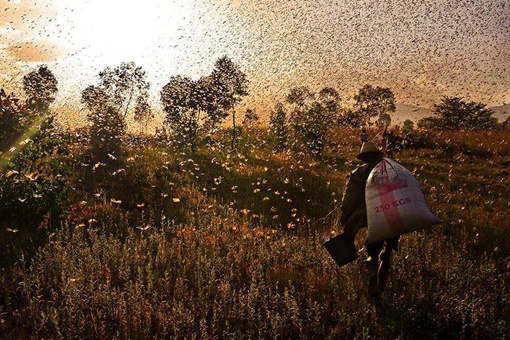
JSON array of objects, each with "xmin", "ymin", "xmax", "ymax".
[
  {"xmin": 340, "ymin": 142, "xmax": 400, "ymax": 302},
  {"xmin": 340, "ymin": 159, "xmax": 380, "ymax": 239}
]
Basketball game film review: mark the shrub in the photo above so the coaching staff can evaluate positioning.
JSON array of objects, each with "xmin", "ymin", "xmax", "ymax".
[{"xmin": 0, "ymin": 114, "xmax": 70, "ymax": 268}]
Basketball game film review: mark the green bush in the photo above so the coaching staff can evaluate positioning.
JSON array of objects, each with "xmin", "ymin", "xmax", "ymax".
[{"xmin": 0, "ymin": 115, "xmax": 70, "ymax": 269}]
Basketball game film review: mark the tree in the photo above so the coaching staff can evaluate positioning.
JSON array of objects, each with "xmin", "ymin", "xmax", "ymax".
[
  {"xmin": 402, "ymin": 119, "xmax": 414, "ymax": 133},
  {"xmin": 81, "ymin": 86, "xmax": 125, "ymax": 167},
  {"xmin": 339, "ymin": 109, "xmax": 363, "ymax": 128},
  {"xmin": 82, "ymin": 85, "xmax": 111, "ymax": 113},
  {"xmin": 292, "ymin": 102, "xmax": 331, "ymax": 156},
  {"xmin": 160, "ymin": 76, "xmax": 200, "ymax": 152},
  {"xmin": 353, "ymin": 84, "xmax": 396, "ymax": 126},
  {"xmin": 432, "ymin": 96, "xmax": 496, "ymax": 130},
  {"xmin": 211, "ymin": 56, "xmax": 249, "ymax": 150},
  {"xmin": 269, "ymin": 103, "xmax": 289, "ymax": 151},
  {"xmin": 80, "ymin": 62, "xmax": 149, "ymax": 164},
  {"xmin": 242, "ymin": 108, "xmax": 259, "ymax": 126},
  {"xmin": 22, "ymin": 65, "xmax": 58, "ymax": 110},
  {"xmin": 318, "ymin": 87, "xmax": 341, "ymax": 114},
  {"xmin": 286, "ymin": 86, "xmax": 336, "ymax": 157},
  {"xmin": 286, "ymin": 86, "xmax": 314, "ymax": 108},
  {"xmin": 97, "ymin": 62, "xmax": 150, "ymax": 120},
  {"xmin": 134, "ymin": 96, "xmax": 153, "ymax": 134},
  {"xmin": 194, "ymin": 75, "xmax": 227, "ymax": 134},
  {"xmin": 375, "ymin": 113, "xmax": 391, "ymax": 128}
]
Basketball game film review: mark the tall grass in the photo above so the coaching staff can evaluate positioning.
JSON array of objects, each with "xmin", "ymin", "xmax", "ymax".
[{"xmin": 1, "ymin": 127, "xmax": 509, "ymax": 338}]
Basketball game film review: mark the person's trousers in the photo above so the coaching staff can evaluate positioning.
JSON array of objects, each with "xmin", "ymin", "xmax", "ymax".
[{"xmin": 366, "ymin": 236, "xmax": 400, "ymax": 293}]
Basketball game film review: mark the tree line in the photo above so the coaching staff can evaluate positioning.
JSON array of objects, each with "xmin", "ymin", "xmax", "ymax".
[{"xmin": 2, "ymin": 60, "xmax": 508, "ymax": 166}]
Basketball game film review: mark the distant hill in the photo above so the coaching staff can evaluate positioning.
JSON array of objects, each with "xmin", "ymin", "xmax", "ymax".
[
  {"xmin": 490, "ymin": 104, "xmax": 510, "ymax": 122},
  {"xmin": 391, "ymin": 104, "xmax": 432, "ymax": 125},
  {"xmin": 390, "ymin": 103, "xmax": 509, "ymax": 125}
]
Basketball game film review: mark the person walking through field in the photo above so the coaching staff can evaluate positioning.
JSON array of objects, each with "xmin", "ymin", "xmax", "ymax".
[
  {"xmin": 340, "ymin": 142, "xmax": 399, "ymax": 301},
  {"xmin": 359, "ymin": 127, "xmax": 369, "ymax": 147}
]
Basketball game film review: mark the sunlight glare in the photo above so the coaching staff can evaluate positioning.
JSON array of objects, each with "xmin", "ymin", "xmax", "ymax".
[{"xmin": 70, "ymin": 0, "xmax": 195, "ymax": 64}]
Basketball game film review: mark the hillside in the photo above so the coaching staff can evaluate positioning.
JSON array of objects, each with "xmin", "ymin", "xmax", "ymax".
[
  {"xmin": 491, "ymin": 104, "xmax": 510, "ymax": 122},
  {"xmin": 391, "ymin": 103, "xmax": 509, "ymax": 125},
  {"xmin": 392, "ymin": 104, "xmax": 432, "ymax": 125}
]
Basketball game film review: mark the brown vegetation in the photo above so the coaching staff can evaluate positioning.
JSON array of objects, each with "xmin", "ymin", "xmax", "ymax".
[{"xmin": 1, "ymin": 124, "xmax": 509, "ymax": 338}]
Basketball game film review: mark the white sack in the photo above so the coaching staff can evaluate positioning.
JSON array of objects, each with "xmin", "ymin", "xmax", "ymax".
[{"xmin": 365, "ymin": 158, "xmax": 441, "ymax": 245}]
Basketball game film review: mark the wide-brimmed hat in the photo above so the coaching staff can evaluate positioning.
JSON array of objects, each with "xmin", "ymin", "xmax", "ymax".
[{"xmin": 356, "ymin": 142, "xmax": 383, "ymax": 160}]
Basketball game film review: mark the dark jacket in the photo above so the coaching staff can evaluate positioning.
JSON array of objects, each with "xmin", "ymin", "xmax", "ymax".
[{"xmin": 340, "ymin": 160, "xmax": 381, "ymax": 238}]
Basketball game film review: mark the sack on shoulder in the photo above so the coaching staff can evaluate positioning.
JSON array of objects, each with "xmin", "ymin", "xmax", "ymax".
[{"xmin": 365, "ymin": 158, "xmax": 441, "ymax": 245}]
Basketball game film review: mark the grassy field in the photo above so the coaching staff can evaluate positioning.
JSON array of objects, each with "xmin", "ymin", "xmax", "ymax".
[{"xmin": 1, "ymin": 127, "xmax": 509, "ymax": 338}]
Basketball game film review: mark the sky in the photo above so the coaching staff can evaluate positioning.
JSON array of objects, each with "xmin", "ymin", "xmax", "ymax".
[{"xmin": 1, "ymin": 0, "xmax": 509, "ymax": 124}]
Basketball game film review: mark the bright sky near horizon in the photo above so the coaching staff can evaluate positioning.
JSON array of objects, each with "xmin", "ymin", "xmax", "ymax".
[{"xmin": 1, "ymin": 0, "xmax": 509, "ymax": 123}]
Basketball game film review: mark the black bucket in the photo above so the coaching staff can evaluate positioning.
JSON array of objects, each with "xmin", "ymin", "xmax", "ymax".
[{"xmin": 323, "ymin": 233, "xmax": 358, "ymax": 267}]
